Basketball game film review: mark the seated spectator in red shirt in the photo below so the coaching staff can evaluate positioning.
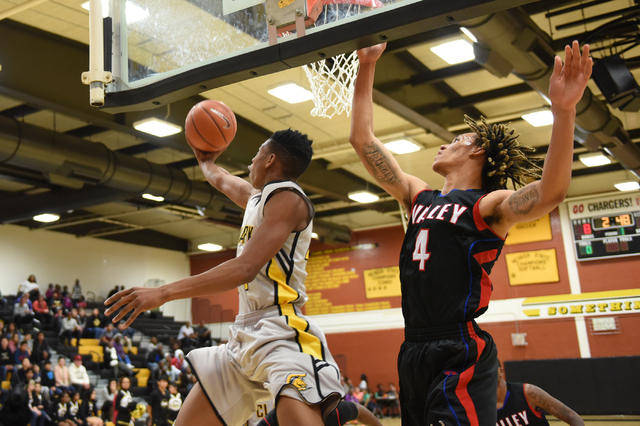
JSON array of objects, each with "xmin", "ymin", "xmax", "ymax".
[{"xmin": 33, "ymin": 294, "xmax": 52, "ymax": 325}]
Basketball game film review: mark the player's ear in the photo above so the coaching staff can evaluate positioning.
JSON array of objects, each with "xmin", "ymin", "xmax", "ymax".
[{"xmin": 470, "ymin": 145, "xmax": 485, "ymax": 159}]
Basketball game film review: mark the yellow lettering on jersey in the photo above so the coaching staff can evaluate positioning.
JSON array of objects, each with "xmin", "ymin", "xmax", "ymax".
[
  {"xmin": 281, "ymin": 304, "xmax": 323, "ymax": 360},
  {"xmin": 238, "ymin": 226, "xmax": 255, "ymax": 245},
  {"xmin": 256, "ymin": 403, "xmax": 268, "ymax": 418},
  {"xmin": 305, "ymin": 250, "xmax": 309, "ymax": 261}
]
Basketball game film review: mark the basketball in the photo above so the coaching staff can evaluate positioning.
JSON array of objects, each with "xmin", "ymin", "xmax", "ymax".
[{"xmin": 185, "ymin": 100, "xmax": 237, "ymax": 152}]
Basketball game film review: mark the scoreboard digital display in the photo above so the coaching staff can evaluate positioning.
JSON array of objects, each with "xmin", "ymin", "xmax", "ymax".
[{"xmin": 568, "ymin": 192, "xmax": 640, "ymax": 261}]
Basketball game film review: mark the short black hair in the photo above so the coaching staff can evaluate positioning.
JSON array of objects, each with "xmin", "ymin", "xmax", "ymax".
[{"xmin": 268, "ymin": 129, "xmax": 313, "ymax": 180}]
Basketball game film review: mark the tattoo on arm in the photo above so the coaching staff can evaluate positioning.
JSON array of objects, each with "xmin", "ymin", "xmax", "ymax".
[
  {"xmin": 508, "ymin": 184, "xmax": 539, "ymax": 215},
  {"xmin": 527, "ymin": 385, "xmax": 583, "ymax": 426},
  {"xmin": 363, "ymin": 142, "xmax": 401, "ymax": 184}
]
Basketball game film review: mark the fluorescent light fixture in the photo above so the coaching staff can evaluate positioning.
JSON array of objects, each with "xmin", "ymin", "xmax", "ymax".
[
  {"xmin": 460, "ymin": 27, "xmax": 477, "ymax": 43},
  {"xmin": 579, "ymin": 152, "xmax": 612, "ymax": 167},
  {"xmin": 614, "ymin": 180, "xmax": 640, "ymax": 192},
  {"xmin": 133, "ymin": 118, "xmax": 182, "ymax": 137},
  {"xmin": 311, "ymin": 232, "xmax": 319, "ymax": 239},
  {"xmin": 198, "ymin": 243, "xmax": 223, "ymax": 252},
  {"xmin": 348, "ymin": 191, "xmax": 380, "ymax": 204},
  {"xmin": 142, "ymin": 193, "xmax": 164, "ymax": 202},
  {"xmin": 267, "ymin": 83, "xmax": 313, "ymax": 104},
  {"xmin": 431, "ymin": 39, "xmax": 475, "ymax": 65},
  {"xmin": 33, "ymin": 213, "xmax": 60, "ymax": 223},
  {"xmin": 385, "ymin": 139, "xmax": 420, "ymax": 154},
  {"xmin": 522, "ymin": 110, "xmax": 554, "ymax": 127},
  {"xmin": 81, "ymin": 1, "xmax": 149, "ymax": 23}
]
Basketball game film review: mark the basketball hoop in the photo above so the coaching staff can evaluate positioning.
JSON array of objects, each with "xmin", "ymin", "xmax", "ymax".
[{"xmin": 303, "ymin": 50, "xmax": 359, "ymax": 119}]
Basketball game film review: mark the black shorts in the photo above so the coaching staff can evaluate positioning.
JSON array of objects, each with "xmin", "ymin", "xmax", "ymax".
[{"xmin": 398, "ymin": 321, "xmax": 498, "ymax": 426}]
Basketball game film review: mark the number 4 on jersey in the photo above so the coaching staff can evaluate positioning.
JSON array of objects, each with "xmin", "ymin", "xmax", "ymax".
[{"xmin": 412, "ymin": 229, "xmax": 431, "ymax": 270}]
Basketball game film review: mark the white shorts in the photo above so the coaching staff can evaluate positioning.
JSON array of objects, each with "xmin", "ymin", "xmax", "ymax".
[{"xmin": 187, "ymin": 304, "xmax": 343, "ymax": 426}]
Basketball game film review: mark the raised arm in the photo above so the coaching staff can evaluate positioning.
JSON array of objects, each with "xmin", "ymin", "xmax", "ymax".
[
  {"xmin": 192, "ymin": 148, "xmax": 255, "ymax": 209},
  {"xmin": 481, "ymin": 41, "xmax": 592, "ymax": 235},
  {"xmin": 350, "ymin": 43, "xmax": 429, "ymax": 210},
  {"xmin": 104, "ymin": 190, "xmax": 309, "ymax": 327},
  {"xmin": 525, "ymin": 384, "xmax": 584, "ymax": 426}
]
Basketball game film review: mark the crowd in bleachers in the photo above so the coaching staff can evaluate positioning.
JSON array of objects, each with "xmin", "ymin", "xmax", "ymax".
[
  {"xmin": 0, "ymin": 275, "xmax": 216, "ymax": 426},
  {"xmin": 341, "ymin": 373, "xmax": 400, "ymax": 419}
]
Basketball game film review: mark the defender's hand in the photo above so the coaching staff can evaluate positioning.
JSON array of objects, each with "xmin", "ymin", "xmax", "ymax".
[{"xmin": 549, "ymin": 41, "xmax": 592, "ymax": 111}]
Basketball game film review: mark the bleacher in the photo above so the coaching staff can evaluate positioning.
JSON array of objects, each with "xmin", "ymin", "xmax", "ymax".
[{"xmin": 0, "ymin": 295, "xmax": 193, "ymax": 422}]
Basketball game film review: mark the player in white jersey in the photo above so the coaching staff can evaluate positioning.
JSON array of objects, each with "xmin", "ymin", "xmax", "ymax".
[{"xmin": 105, "ymin": 129, "xmax": 343, "ymax": 426}]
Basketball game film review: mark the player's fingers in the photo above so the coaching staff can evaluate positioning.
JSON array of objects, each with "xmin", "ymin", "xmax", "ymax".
[
  {"xmin": 104, "ymin": 288, "xmax": 133, "ymax": 307},
  {"xmin": 563, "ymin": 44, "xmax": 572, "ymax": 77},
  {"xmin": 104, "ymin": 293, "xmax": 133, "ymax": 316},
  {"xmin": 552, "ymin": 55, "xmax": 563, "ymax": 77},
  {"xmin": 110, "ymin": 297, "xmax": 138, "ymax": 322},
  {"xmin": 581, "ymin": 44, "xmax": 592, "ymax": 74},
  {"xmin": 123, "ymin": 308, "xmax": 143, "ymax": 329}
]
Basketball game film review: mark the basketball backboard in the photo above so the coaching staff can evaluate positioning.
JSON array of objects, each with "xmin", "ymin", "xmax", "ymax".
[{"xmin": 101, "ymin": 0, "xmax": 536, "ymax": 113}]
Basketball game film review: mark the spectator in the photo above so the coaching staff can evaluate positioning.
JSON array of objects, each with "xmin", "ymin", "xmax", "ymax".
[
  {"xmin": 5, "ymin": 321, "xmax": 19, "ymax": 340},
  {"xmin": 359, "ymin": 374, "xmax": 369, "ymax": 392},
  {"xmin": 31, "ymin": 331, "xmax": 51, "ymax": 365},
  {"xmin": 61, "ymin": 293, "xmax": 73, "ymax": 313},
  {"xmin": 353, "ymin": 386, "xmax": 364, "ymax": 403},
  {"xmin": 54, "ymin": 391, "xmax": 75, "ymax": 426},
  {"xmin": 177, "ymin": 321, "xmax": 196, "ymax": 349},
  {"xmin": 195, "ymin": 320, "xmax": 212, "ymax": 348},
  {"xmin": 96, "ymin": 378, "xmax": 117, "ymax": 422},
  {"xmin": 45, "ymin": 284, "xmax": 55, "ymax": 301},
  {"xmin": 11, "ymin": 358, "xmax": 34, "ymax": 388},
  {"xmin": 41, "ymin": 359, "xmax": 56, "ymax": 395},
  {"xmin": 33, "ymin": 294, "xmax": 52, "ymax": 325},
  {"xmin": 113, "ymin": 335, "xmax": 134, "ymax": 370},
  {"xmin": 62, "ymin": 285, "xmax": 69, "ymax": 299},
  {"xmin": 149, "ymin": 359, "xmax": 170, "ymax": 389},
  {"xmin": 9, "ymin": 332, "xmax": 21, "ymax": 352},
  {"xmin": 0, "ymin": 291, "xmax": 5, "ymax": 308},
  {"xmin": 179, "ymin": 365, "xmax": 196, "ymax": 396},
  {"xmin": 146, "ymin": 343, "xmax": 164, "ymax": 372},
  {"xmin": 105, "ymin": 341, "xmax": 133, "ymax": 378},
  {"xmin": 59, "ymin": 311, "xmax": 82, "ymax": 346},
  {"xmin": 146, "ymin": 336, "xmax": 158, "ymax": 356},
  {"xmin": 69, "ymin": 355, "xmax": 91, "ymax": 396},
  {"xmin": 77, "ymin": 308, "xmax": 89, "ymax": 338},
  {"xmin": 98, "ymin": 323, "xmax": 116, "ymax": 347},
  {"xmin": 386, "ymin": 383, "xmax": 400, "ymax": 417},
  {"xmin": 14, "ymin": 340, "xmax": 31, "ymax": 364},
  {"xmin": 27, "ymin": 379, "xmax": 46, "ymax": 426},
  {"xmin": 87, "ymin": 308, "xmax": 105, "ymax": 339},
  {"xmin": 77, "ymin": 296, "xmax": 88, "ymax": 310},
  {"xmin": 67, "ymin": 391, "xmax": 82, "ymax": 425},
  {"xmin": 32, "ymin": 362, "xmax": 41, "ymax": 383},
  {"xmin": 79, "ymin": 388, "xmax": 104, "ymax": 426},
  {"xmin": 147, "ymin": 374, "xmax": 170, "ymax": 426},
  {"xmin": 54, "ymin": 356, "xmax": 74, "ymax": 394},
  {"xmin": 19, "ymin": 274, "xmax": 40, "ymax": 297},
  {"xmin": 14, "ymin": 294, "xmax": 36, "ymax": 332},
  {"xmin": 71, "ymin": 280, "xmax": 83, "ymax": 303},
  {"xmin": 0, "ymin": 336, "xmax": 14, "ymax": 381},
  {"xmin": 52, "ymin": 309, "xmax": 64, "ymax": 333},
  {"xmin": 169, "ymin": 349, "xmax": 185, "ymax": 383},
  {"xmin": 23, "ymin": 332, "xmax": 34, "ymax": 351},
  {"xmin": 115, "ymin": 376, "xmax": 135, "ymax": 426},
  {"xmin": 167, "ymin": 381, "xmax": 182, "ymax": 425},
  {"xmin": 116, "ymin": 322, "xmax": 134, "ymax": 351}
]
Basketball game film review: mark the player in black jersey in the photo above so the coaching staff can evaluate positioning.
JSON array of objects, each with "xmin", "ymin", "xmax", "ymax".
[
  {"xmin": 350, "ymin": 41, "xmax": 592, "ymax": 426},
  {"xmin": 497, "ymin": 361, "xmax": 583, "ymax": 426}
]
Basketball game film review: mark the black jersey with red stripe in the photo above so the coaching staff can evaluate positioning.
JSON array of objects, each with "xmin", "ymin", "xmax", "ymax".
[
  {"xmin": 498, "ymin": 383, "xmax": 549, "ymax": 426},
  {"xmin": 399, "ymin": 189, "xmax": 505, "ymax": 329}
]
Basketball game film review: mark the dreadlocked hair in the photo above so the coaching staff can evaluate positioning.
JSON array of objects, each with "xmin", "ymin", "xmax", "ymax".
[{"xmin": 464, "ymin": 115, "xmax": 543, "ymax": 192}]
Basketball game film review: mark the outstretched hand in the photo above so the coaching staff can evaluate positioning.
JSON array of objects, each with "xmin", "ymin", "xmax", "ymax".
[
  {"xmin": 191, "ymin": 146, "xmax": 223, "ymax": 164},
  {"xmin": 104, "ymin": 287, "xmax": 165, "ymax": 328},
  {"xmin": 357, "ymin": 42, "xmax": 387, "ymax": 64},
  {"xmin": 548, "ymin": 40, "xmax": 593, "ymax": 111}
]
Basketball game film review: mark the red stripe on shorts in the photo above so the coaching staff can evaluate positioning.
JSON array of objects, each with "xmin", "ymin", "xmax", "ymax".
[{"xmin": 454, "ymin": 322, "xmax": 487, "ymax": 426}]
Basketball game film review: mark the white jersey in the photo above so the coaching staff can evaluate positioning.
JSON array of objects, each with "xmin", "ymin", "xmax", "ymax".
[{"xmin": 237, "ymin": 181, "xmax": 314, "ymax": 315}]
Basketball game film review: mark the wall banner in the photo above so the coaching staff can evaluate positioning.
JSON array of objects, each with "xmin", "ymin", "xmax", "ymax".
[{"xmin": 521, "ymin": 289, "xmax": 640, "ymax": 319}]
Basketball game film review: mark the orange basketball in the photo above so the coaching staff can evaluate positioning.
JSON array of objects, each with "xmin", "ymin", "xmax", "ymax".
[{"xmin": 185, "ymin": 100, "xmax": 237, "ymax": 152}]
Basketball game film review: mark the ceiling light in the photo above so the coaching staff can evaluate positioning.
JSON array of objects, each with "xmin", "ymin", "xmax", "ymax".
[
  {"xmin": 348, "ymin": 191, "xmax": 380, "ymax": 204},
  {"xmin": 522, "ymin": 110, "xmax": 554, "ymax": 127},
  {"xmin": 311, "ymin": 232, "xmax": 319, "ymax": 239},
  {"xmin": 384, "ymin": 139, "xmax": 420, "ymax": 154},
  {"xmin": 267, "ymin": 83, "xmax": 313, "ymax": 104},
  {"xmin": 33, "ymin": 213, "xmax": 60, "ymax": 223},
  {"xmin": 198, "ymin": 243, "xmax": 223, "ymax": 252},
  {"xmin": 133, "ymin": 118, "xmax": 182, "ymax": 137},
  {"xmin": 614, "ymin": 180, "xmax": 640, "ymax": 192},
  {"xmin": 460, "ymin": 27, "xmax": 477, "ymax": 43},
  {"xmin": 431, "ymin": 39, "xmax": 475, "ymax": 65},
  {"xmin": 142, "ymin": 193, "xmax": 164, "ymax": 202},
  {"xmin": 579, "ymin": 152, "xmax": 612, "ymax": 167},
  {"xmin": 81, "ymin": 1, "xmax": 149, "ymax": 23}
]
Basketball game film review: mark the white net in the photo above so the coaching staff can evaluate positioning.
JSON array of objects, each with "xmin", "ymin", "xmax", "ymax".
[{"xmin": 303, "ymin": 50, "xmax": 359, "ymax": 119}]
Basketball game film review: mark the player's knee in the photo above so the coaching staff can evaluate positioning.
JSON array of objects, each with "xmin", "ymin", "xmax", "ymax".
[{"xmin": 325, "ymin": 409, "xmax": 340, "ymax": 426}]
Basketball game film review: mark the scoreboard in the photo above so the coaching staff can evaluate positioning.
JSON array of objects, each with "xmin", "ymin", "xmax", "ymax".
[{"xmin": 567, "ymin": 192, "xmax": 640, "ymax": 261}]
